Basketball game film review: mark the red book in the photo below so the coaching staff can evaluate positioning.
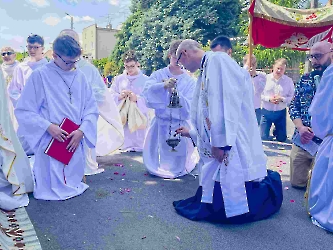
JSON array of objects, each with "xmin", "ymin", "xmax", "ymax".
[{"xmin": 44, "ymin": 118, "xmax": 80, "ymax": 165}]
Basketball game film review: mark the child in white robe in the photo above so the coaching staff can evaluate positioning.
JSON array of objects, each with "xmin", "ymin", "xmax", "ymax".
[
  {"xmin": 110, "ymin": 50, "xmax": 149, "ymax": 152},
  {"xmin": 142, "ymin": 40, "xmax": 197, "ymax": 178},
  {"xmin": 15, "ymin": 35, "xmax": 98, "ymax": 201}
]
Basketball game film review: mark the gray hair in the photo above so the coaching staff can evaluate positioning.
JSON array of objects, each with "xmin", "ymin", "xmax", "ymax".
[
  {"xmin": 59, "ymin": 29, "xmax": 80, "ymax": 43},
  {"xmin": 53, "ymin": 35, "xmax": 82, "ymax": 58},
  {"xmin": 176, "ymin": 39, "xmax": 201, "ymax": 56}
]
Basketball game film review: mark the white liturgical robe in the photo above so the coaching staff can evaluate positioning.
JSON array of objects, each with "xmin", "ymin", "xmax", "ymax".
[
  {"xmin": 0, "ymin": 69, "xmax": 34, "ymax": 210},
  {"xmin": 1, "ymin": 61, "xmax": 19, "ymax": 131},
  {"xmin": 142, "ymin": 66, "xmax": 197, "ymax": 178},
  {"xmin": 76, "ymin": 59, "xmax": 124, "ymax": 176},
  {"xmin": 308, "ymin": 64, "xmax": 333, "ymax": 233},
  {"xmin": 110, "ymin": 71, "xmax": 149, "ymax": 152},
  {"xmin": 15, "ymin": 61, "xmax": 99, "ymax": 200},
  {"xmin": 188, "ymin": 52, "xmax": 267, "ymax": 217}
]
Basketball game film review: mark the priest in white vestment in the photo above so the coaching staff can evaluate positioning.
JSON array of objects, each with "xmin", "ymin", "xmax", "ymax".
[
  {"xmin": 59, "ymin": 29, "xmax": 124, "ymax": 176},
  {"xmin": 308, "ymin": 62, "xmax": 333, "ymax": 232},
  {"xmin": 142, "ymin": 40, "xmax": 197, "ymax": 178},
  {"xmin": 1, "ymin": 47, "xmax": 19, "ymax": 130},
  {"xmin": 15, "ymin": 35, "xmax": 98, "ymax": 201},
  {"xmin": 8, "ymin": 35, "xmax": 48, "ymax": 155},
  {"xmin": 173, "ymin": 39, "xmax": 283, "ymax": 223},
  {"xmin": 110, "ymin": 50, "xmax": 149, "ymax": 152},
  {"xmin": 0, "ymin": 68, "xmax": 34, "ymax": 211}
]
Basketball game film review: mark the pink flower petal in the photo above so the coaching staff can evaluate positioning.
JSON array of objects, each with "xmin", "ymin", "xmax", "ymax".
[
  {"xmin": 114, "ymin": 163, "xmax": 123, "ymax": 167},
  {"xmin": 278, "ymin": 170, "xmax": 283, "ymax": 173},
  {"xmin": 122, "ymin": 173, "xmax": 126, "ymax": 176},
  {"xmin": 284, "ymin": 187, "xmax": 289, "ymax": 190},
  {"xmin": 114, "ymin": 172, "xmax": 119, "ymax": 175},
  {"xmin": 283, "ymin": 162, "xmax": 286, "ymax": 164},
  {"xmin": 290, "ymin": 199, "xmax": 295, "ymax": 203}
]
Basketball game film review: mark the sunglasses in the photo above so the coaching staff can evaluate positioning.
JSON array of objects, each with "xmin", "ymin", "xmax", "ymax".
[
  {"xmin": 56, "ymin": 53, "xmax": 80, "ymax": 65},
  {"xmin": 1, "ymin": 51, "xmax": 14, "ymax": 56}
]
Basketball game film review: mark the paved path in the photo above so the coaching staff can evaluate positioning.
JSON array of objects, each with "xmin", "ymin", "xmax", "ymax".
[{"xmin": 24, "ymin": 118, "xmax": 333, "ymax": 250}]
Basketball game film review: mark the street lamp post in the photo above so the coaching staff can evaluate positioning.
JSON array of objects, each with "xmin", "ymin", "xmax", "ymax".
[
  {"xmin": 20, "ymin": 45, "xmax": 26, "ymax": 60},
  {"xmin": 65, "ymin": 13, "xmax": 74, "ymax": 30}
]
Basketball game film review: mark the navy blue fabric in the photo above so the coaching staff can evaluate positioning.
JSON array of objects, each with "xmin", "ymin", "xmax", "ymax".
[
  {"xmin": 173, "ymin": 170, "xmax": 283, "ymax": 224},
  {"xmin": 255, "ymin": 108, "xmax": 262, "ymax": 126},
  {"xmin": 260, "ymin": 108, "xmax": 287, "ymax": 142}
]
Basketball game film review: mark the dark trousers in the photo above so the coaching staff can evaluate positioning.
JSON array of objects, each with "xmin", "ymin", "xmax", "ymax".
[
  {"xmin": 255, "ymin": 108, "xmax": 262, "ymax": 126},
  {"xmin": 260, "ymin": 108, "xmax": 287, "ymax": 142}
]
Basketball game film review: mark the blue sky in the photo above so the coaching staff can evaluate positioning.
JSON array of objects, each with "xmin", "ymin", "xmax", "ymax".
[
  {"xmin": 0, "ymin": 0, "xmax": 131, "ymax": 52},
  {"xmin": 0, "ymin": 0, "xmax": 328, "ymax": 53}
]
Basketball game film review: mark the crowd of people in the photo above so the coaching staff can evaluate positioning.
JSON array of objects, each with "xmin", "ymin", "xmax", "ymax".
[{"xmin": 0, "ymin": 31, "xmax": 332, "ymax": 233}]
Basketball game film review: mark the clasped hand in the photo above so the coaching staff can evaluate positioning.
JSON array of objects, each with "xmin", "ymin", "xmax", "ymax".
[
  {"xmin": 270, "ymin": 95, "xmax": 283, "ymax": 104},
  {"xmin": 164, "ymin": 78, "xmax": 177, "ymax": 93},
  {"xmin": 119, "ymin": 90, "xmax": 137, "ymax": 102},
  {"xmin": 47, "ymin": 124, "xmax": 83, "ymax": 152}
]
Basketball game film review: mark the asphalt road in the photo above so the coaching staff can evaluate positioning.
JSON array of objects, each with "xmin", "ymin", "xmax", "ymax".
[{"xmin": 25, "ymin": 117, "xmax": 333, "ymax": 250}]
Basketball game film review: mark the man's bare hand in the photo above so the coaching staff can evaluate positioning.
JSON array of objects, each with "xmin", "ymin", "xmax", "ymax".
[
  {"xmin": 66, "ymin": 130, "xmax": 84, "ymax": 152},
  {"xmin": 212, "ymin": 147, "xmax": 225, "ymax": 163},
  {"xmin": 47, "ymin": 124, "xmax": 68, "ymax": 142},
  {"xmin": 175, "ymin": 127, "xmax": 190, "ymax": 138},
  {"xmin": 298, "ymin": 126, "xmax": 314, "ymax": 144}
]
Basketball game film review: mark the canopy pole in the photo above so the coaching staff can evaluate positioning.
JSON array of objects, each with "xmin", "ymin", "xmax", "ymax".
[{"xmin": 248, "ymin": 0, "xmax": 254, "ymax": 64}]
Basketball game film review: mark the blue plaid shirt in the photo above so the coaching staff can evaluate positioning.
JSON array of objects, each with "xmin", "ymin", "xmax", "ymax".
[{"xmin": 288, "ymin": 71, "xmax": 319, "ymax": 138}]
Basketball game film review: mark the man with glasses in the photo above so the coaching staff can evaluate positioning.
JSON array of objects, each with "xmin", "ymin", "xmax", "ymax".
[
  {"xmin": 288, "ymin": 41, "xmax": 331, "ymax": 189},
  {"xmin": 173, "ymin": 39, "xmax": 282, "ymax": 224},
  {"xmin": 15, "ymin": 35, "xmax": 99, "ymax": 201},
  {"xmin": 8, "ymin": 34, "xmax": 48, "ymax": 155},
  {"xmin": 1, "ymin": 47, "xmax": 19, "ymax": 130},
  {"xmin": 110, "ymin": 50, "xmax": 149, "ymax": 152}
]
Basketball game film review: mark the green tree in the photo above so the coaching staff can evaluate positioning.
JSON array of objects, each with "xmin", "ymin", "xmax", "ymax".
[
  {"xmin": 103, "ymin": 60, "xmax": 120, "ymax": 76},
  {"xmin": 92, "ymin": 58, "xmax": 108, "ymax": 75},
  {"xmin": 110, "ymin": 0, "xmax": 242, "ymax": 75}
]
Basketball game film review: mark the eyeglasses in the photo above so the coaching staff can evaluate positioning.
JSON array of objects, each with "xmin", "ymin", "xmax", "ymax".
[
  {"xmin": 26, "ymin": 45, "xmax": 42, "ymax": 50},
  {"xmin": 176, "ymin": 52, "xmax": 183, "ymax": 66},
  {"xmin": 56, "ymin": 53, "xmax": 80, "ymax": 65},
  {"xmin": 124, "ymin": 65, "xmax": 136, "ymax": 69},
  {"xmin": 307, "ymin": 51, "xmax": 332, "ymax": 61},
  {"xmin": 1, "ymin": 52, "xmax": 14, "ymax": 56}
]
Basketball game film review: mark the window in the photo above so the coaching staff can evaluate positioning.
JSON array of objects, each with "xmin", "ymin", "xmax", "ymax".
[
  {"xmin": 91, "ymin": 31, "xmax": 93, "ymax": 37},
  {"xmin": 85, "ymin": 44, "xmax": 87, "ymax": 50},
  {"xmin": 91, "ymin": 42, "xmax": 94, "ymax": 49}
]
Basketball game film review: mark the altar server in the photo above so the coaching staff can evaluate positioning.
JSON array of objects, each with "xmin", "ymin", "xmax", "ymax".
[
  {"xmin": 142, "ymin": 40, "xmax": 197, "ymax": 178},
  {"xmin": 15, "ymin": 35, "xmax": 98, "ymax": 200},
  {"xmin": 110, "ymin": 50, "xmax": 149, "ymax": 152}
]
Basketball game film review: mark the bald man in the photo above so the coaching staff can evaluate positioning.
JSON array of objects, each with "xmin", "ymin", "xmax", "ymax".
[
  {"xmin": 289, "ymin": 41, "xmax": 331, "ymax": 189},
  {"xmin": 173, "ymin": 39, "xmax": 282, "ymax": 224},
  {"xmin": 58, "ymin": 30, "xmax": 124, "ymax": 176}
]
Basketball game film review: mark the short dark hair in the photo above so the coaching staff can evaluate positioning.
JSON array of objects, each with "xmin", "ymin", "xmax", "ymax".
[
  {"xmin": 53, "ymin": 35, "xmax": 82, "ymax": 58},
  {"xmin": 210, "ymin": 35, "xmax": 232, "ymax": 50},
  {"xmin": 27, "ymin": 34, "xmax": 44, "ymax": 46},
  {"xmin": 123, "ymin": 50, "xmax": 138, "ymax": 63}
]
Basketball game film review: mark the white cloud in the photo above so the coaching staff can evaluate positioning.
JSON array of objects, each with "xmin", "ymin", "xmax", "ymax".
[
  {"xmin": 109, "ymin": 0, "xmax": 119, "ymax": 6},
  {"xmin": 27, "ymin": 0, "xmax": 50, "ymax": 7},
  {"xmin": 64, "ymin": 15, "xmax": 95, "ymax": 23},
  {"xmin": 43, "ymin": 16, "xmax": 61, "ymax": 26},
  {"xmin": 0, "ymin": 26, "xmax": 9, "ymax": 32}
]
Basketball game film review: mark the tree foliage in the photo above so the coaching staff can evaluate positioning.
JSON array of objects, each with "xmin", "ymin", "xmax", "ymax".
[{"xmin": 110, "ymin": 0, "xmax": 242, "ymax": 75}]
